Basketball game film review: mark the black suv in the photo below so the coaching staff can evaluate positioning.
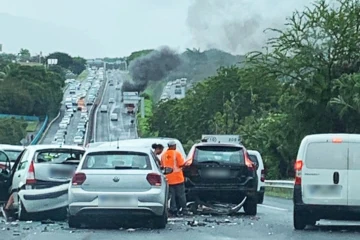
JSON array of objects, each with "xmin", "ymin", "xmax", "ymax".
[{"xmin": 183, "ymin": 143, "xmax": 258, "ymax": 215}]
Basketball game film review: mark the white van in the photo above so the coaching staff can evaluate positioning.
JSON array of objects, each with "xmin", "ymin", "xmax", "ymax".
[
  {"xmin": 247, "ymin": 150, "xmax": 265, "ymax": 204},
  {"xmin": 293, "ymin": 133, "xmax": 360, "ymax": 230}
]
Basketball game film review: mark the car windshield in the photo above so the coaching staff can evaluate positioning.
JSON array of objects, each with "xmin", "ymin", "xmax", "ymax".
[
  {"xmin": 35, "ymin": 149, "xmax": 85, "ymax": 163},
  {"xmin": 2, "ymin": 150, "xmax": 22, "ymax": 162},
  {"xmin": 194, "ymin": 146, "xmax": 245, "ymax": 164},
  {"xmin": 82, "ymin": 151, "xmax": 151, "ymax": 170}
]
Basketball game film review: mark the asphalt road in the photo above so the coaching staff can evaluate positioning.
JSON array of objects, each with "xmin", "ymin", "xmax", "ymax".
[
  {"xmin": 3, "ymin": 196, "xmax": 360, "ymax": 240},
  {"xmin": 41, "ymin": 77, "xmax": 93, "ymax": 145},
  {"xmin": 94, "ymin": 70, "xmax": 136, "ymax": 142}
]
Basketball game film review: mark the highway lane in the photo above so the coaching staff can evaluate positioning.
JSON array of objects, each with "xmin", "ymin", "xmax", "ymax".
[
  {"xmin": 3, "ymin": 196, "xmax": 360, "ymax": 239},
  {"xmin": 95, "ymin": 70, "xmax": 136, "ymax": 142},
  {"xmin": 42, "ymin": 70, "xmax": 102, "ymax": 145}
]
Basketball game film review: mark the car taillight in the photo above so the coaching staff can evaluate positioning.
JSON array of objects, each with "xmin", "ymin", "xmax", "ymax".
[
  {"xmin": 72, "ymin": 172, "xmax": 86, "ymax": 186},
  {"xmin": 260, "ymin": 169, "xmax": 265, "ymax": 182},
  {"xmin": 294, "ymin": 160, "xmax": 303, "ymax": 185},
  {"xmin": 26, "ymin": 161, "xmax": 36, "ymax": 185},
  {"xmin": 146, "ymin": 173, "xmax": 161, "ymax": 186}
]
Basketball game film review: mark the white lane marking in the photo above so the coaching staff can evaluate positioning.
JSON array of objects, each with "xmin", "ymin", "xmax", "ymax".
[{"xmin": 259, "ymin": 204, "xmax": 288, "ymax": 211}]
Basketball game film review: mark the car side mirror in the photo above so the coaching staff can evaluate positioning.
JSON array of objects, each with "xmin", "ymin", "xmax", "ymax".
[{"xmin": 162, "ymin": 167, "xmax": 173, "ymax": 175}]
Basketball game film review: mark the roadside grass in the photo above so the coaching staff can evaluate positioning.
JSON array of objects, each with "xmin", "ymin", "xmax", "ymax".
[
  {"xmin": 137, "ymin": 99, "xmax": 153, "ymax": 137},
  {"xmin": 26, "ymin": 121, "xmax": 38, "ymax": 132},
  {"xmin": 77, "ymin": 70, "xmax": 89, "ymax": 81},
  {"xmin": 265, "ymin": 186, "xmax": 293, "ymax": 199}
]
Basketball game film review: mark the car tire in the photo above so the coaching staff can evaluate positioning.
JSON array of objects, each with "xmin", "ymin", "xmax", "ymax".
[
  {"xmin": 68, "ymin": 216, "xmax": 81, "ymax": 228},
  {"xmin": 293, "ymin": 209, "xmax": 306, "ymax": 230},
  {"xmin": 18, "ymin": 198, "xmax": 30, "ymax": 221},
  {"xmin": 243, "ymin": 196, "xmax": 257, "ymax": 215},
  {"xmin": 152, "ymin": 208, "xmax": 168, "ymax": 229},
  {"xmin": 257, "ymin": 192, "xmax": 264, "ymax": 204}
]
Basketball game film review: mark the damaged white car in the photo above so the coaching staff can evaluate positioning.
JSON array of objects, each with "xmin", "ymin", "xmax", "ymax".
[{"xmin": 0, "ymin": 145, "xmax": 85, "ymax": 220}]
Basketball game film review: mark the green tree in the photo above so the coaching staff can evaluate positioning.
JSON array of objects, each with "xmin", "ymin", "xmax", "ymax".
[
  {"xmin": 0, "ymin": 118, "xmax": 27, "ymax": 145},
  {"xmin": 148, "ymin": 0, "xmax": 360, "ymax": 179},
  {"xmin": 126, "ymin": 49, "xmax": 153, "ymax": 65},
  {"xmin": 45, "ymin": 52, "xmax": 73, "ymax": 69},
  {"xmin": 19, "ymin": 48, "xmax": 31, "ymax": 62}
]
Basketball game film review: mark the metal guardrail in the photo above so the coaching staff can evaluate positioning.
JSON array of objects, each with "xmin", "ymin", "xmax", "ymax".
[{"xmin": 265, "ymin": 180, "xmax": 294, "ymax": 189}]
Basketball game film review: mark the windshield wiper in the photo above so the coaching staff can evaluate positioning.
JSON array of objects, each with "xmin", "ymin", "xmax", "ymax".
[
  {"xmin": 197, "ymin": 160, "xmax": 221, "ymax": 165},
  {"xmin": 114, "ymin": 166, "xmax": 139, "ymax": 169}
]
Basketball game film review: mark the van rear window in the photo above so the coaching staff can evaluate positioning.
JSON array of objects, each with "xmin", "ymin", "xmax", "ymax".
[
  {"xmin": 305, "ymin": 142, "xmax": 347, "ymax": 169},
  {"xmin": 194, "ymin": 146, "xmax": 244, "ymax": 164}
]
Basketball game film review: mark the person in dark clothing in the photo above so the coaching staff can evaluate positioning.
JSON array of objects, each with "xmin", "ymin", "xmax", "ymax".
[{"xmin": 151, "ymin": 143, "xmax": 164, "ymax": 155}]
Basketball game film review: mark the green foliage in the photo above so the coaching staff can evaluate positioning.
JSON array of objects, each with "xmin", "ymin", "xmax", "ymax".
[
  {"xmin": 19, "ymin": 48, "xmax": 31, "ymax": 62},
  {"xmin": 137, "ymin": 99, "xmax": 153, "ymax": 137},
  {"xmin": 0, "ymin": 64, "xmax": 64, "ymax": 118},
  {"xmin": 148, "ymin": 0, "xmax": 360, "ymax": 179},
  {"xmin": 25, "ymin": 121, "xmax": 38, "ymax": 132},
  {"xmin": 45, "ymin": 52, "xmax": 86, "ymax": 75},
  {"xmin": 0, "ymin": 118, "xmax": 27, "ymax": 145},
  {"xmin": 127, "ymin": 49, "xmax": 153, "ymax": 65}
]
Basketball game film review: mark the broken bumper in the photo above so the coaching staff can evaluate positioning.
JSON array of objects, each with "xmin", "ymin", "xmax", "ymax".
[{"xmin": 18, "ymin": 183, "xmax": 69, "ymax": 213}]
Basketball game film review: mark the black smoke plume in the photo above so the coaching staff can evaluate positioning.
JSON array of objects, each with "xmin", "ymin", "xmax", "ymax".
[{"xmin": 123, "ymin": 46, "xmax": 182, "ymax": 92}]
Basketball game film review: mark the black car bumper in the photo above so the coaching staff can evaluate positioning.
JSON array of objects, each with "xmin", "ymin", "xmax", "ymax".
[{"xmin": 185, "ymin": 178, "xmax": 257, "ymax": 203}]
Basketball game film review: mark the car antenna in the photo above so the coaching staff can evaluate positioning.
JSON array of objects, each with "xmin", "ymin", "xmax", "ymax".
[{"xmin": 117, "ymin": 137, "xmax": 120, "ymax": 149}]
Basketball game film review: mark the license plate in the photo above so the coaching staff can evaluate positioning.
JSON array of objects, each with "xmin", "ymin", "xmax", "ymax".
[
  {"xmin": 51, "ymin": 170, "xmax": 73, "ymax": 179},
  {"xmin": 98, "ymin": 195, "xmax": 138, "ymax": 207},
  {"xmin": 204, "ymin": 169, "xmax": 230, "ymax": 177}
]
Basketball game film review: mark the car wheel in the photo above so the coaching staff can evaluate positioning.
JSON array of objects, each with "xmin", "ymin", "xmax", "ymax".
[
  {"xmin": 243, "ymin": 196, "xmax": 257, "ymax": 215},
  {"xmin": 18, "ymin": 198, "xmax": 30, "ymax": 221},
  {"xmin": 257, "ymin": 192, "xmax": 264, "ymax": 204},
  {"xmin": 68, "ymin": 215, "xmax": 81, "ymax": 228},
  {"xmin": 152, "ymin": 208, "xmax": 167, "ymax": 229},
  {"xmin": 293, "ymin": 209, "xmax": 306, "ymax": 230}
]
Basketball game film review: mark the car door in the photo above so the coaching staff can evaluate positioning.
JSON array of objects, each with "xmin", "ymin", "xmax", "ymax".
[
  {"xmin": 346, "ymin": 135, "xmax": 360, "ymax": 205},
  {"xmin": 301, "ymin": 136, "xmax": 349, "ymax": 205},
  {"xmin": 0, "ymin": 150, "xmax": 12, "ymax": 202},
  {"xmin": 11, "ymin": 149, "xmax": 29, "ymax": 191}
]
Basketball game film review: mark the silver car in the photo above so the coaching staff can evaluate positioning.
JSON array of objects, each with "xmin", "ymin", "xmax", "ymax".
[{"xmin": 68, "ymin": 146, "xmax": 173, "ymax": 229}]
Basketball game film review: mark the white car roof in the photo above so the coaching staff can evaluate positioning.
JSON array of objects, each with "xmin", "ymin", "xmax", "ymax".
[
  {"xmin": 28, "ymin": 144, "xmax": 85, "ymax": 151},
  {"xmin": 97, "ymin": 138, "xmax": 186, "ymax": 157},
  {"xmin": 0, "ymin": 144, "xmax": 25, "ymax": 151},
  {"xmin": 86, "ymin": 146, "xmax": 151, "ymax": 154}
]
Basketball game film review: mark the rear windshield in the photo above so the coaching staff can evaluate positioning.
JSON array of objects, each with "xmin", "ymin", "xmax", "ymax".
[
  {"xmin": 305, "ymin": 142, "xmax": 347, "ymax": 169},
  {"xmin": 82, "ymin": 151, "xmax": 151, "ymax": 170},
  {"xmin": 4, "ymin": 150, "xmax": 22, "ymax": 162},
  {"xmin": 194, "ymin": 146, "xmax": 245, "ymax": 164},
  {"xmin": 35, "ymin": 149, "xmax": 85, "ymax": 164}
]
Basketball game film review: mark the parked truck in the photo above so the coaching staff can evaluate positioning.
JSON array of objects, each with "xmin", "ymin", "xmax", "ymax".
[{"xmin": 77, "ymin": 97, "xmax": 86, "ymax": 111}]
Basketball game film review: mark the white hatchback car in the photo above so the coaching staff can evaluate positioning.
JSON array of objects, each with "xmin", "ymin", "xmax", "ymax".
[
  {"xmin": 293, "ymin": 133, "xmax": 360, "ymax": 230},
  {"xmin": 68, "ymin": 146, "xmax": 172, "ymax": 228},
  {"xmin": 247, "ymin": 150, "xmax": 265, "ymax": 204},
  {"xmin": 1, "ymin": 145, "xmax": 85, "ymax": 220}
]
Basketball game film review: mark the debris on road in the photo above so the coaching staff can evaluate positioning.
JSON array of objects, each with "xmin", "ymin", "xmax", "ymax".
[{"xmin": 187, "ymin": 197, "xmax": 247, "ymax": 216}]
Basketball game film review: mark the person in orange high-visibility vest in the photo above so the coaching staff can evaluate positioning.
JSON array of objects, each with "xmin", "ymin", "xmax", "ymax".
[{"xmin": 161, "ymin": 140, "xmax": 191, "ymax": 216}]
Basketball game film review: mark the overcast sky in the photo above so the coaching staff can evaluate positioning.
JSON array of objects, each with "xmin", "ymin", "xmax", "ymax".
[{"xmin": 0, "ymin": 0, "xmax": 316, "ymax": 58}]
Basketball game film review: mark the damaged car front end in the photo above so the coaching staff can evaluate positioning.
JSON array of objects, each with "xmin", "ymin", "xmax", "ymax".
[{"xmin": 9, "ymin": 145, "xmax": 85, "ymax": 220}]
